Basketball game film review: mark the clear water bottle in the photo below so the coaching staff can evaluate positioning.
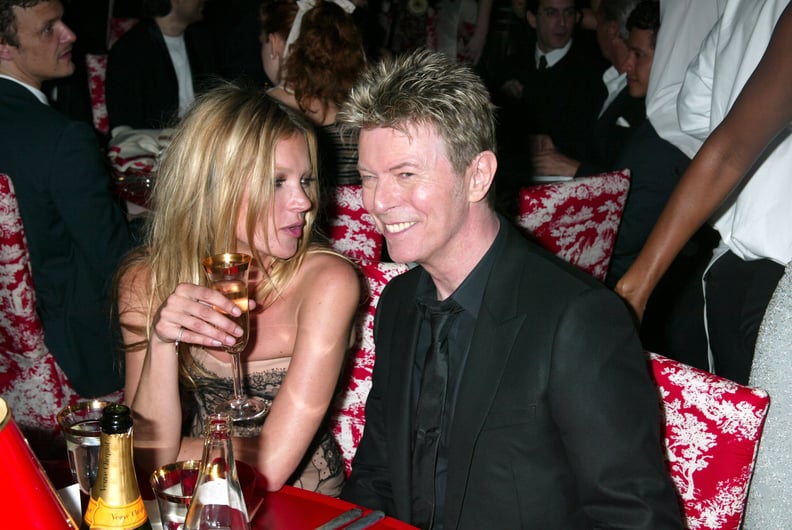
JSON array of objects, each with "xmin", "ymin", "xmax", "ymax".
[{"xmin": 183, "ymin": 413, "xmax": 250, "ymax": 530}]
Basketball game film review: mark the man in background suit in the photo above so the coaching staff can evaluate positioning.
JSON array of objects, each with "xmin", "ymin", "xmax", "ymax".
[
  {"xmin": 339, "ymin": 49, "xmax": 681, "ymax": 529},
  {"xmin": 532, "ymin": 0, "xmax": 647, "ymax": 178},
  {"xmin": 106, "ymin": 0, "xmax": 217, "ymax": 130},
  {"xmin": 516, "ymin": 0, "xmax": 607, "ymax": 159},
  {"xmin": 0, "ymin": 0, "xmax": 134, "ymax": 396},
  {"xmin": 494, "ymin": 0, "xmax": 607, "ymax": 210}
]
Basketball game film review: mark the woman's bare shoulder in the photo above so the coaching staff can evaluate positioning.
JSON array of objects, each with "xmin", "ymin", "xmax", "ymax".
[{"xmin": 300, "ymin": 251, "xmax": 360, "ymax": 283}]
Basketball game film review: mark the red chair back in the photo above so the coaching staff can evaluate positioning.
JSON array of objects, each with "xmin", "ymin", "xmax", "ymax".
[
  {"xmin": 329, "ymin": 260, "xmax": 408, "ymax": 476},
  {"xmin": 86, "ymin": 18, "xmax": 139, "ymax": 136},
  {"xmin": 517, "ymin": 169, "xmax": 630, "ymax": 281},
  {"xmin": 326, "ymin": 185, "xmax": 383, "ymax": 263},
  {"xmin": 649, "ymin": 352, "xmax": 769, "ymax": 529},
  {"xmin": 0, "ymin": 174, "xmax": 81, "ymax": 454}
]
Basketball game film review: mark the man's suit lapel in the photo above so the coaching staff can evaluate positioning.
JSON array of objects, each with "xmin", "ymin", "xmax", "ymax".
[
  {"xmin": 382, "ymin": 274, "xmax": 422, "ymax": 519},
  {"xmin": 444, "ymin": 226, "xmax": 528, "ymax": 528}
]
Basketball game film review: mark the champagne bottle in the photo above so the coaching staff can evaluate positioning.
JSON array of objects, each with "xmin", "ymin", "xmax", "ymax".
[
  {"xmin": 81, "ymin": 403, "xmax": 152, "ymax": 530},
  {"xmin": 184, "ymin": 413, "xmax": 250, "ymax": 530}
]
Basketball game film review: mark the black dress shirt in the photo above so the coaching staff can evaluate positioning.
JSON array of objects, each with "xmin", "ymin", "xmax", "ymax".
[{"xmin": 411, "ymin": 217, "xmax": 507, "ymax": 529}]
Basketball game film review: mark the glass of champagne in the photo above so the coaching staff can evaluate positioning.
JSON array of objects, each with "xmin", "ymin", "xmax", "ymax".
[{"xmin": 202, "ymin": 253, "xmax": 269, "ymax": 421}]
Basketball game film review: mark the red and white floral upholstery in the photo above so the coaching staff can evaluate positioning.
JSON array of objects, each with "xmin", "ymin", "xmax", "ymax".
[
  {"xmin": 0, "ymin": 175, "xmax": 124, "ymax": 458},
  {"xmin": 330, "ymin": 260, "xmax": 408, "ymax": 476},
  {"xmin": 517, "ymin": 169, "xmax": 630, "ymax": 282},
  {"xmin": 649, "ymin": 352, "xmax": 769, "ymax": 530},
  {"xmin": 0, "ymin": 174, "xmax": 80, "ymax": 452},
  {"xmin": 86, "ymin": 53, "xmax": 109, "ymax": 136},
  {"xmin": 326, "ymin": 185, "xmax": 383, "ymax": 263}
]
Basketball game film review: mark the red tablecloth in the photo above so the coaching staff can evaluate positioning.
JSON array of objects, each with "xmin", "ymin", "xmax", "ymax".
[{"xmin": 253, "ymin": 485, "xmax": 415, "ymax": 529}]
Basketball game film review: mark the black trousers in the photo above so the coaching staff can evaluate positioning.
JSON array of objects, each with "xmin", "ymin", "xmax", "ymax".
[{"xmin": 705, "ymin": 250, "xmax": 784, "ymax": 385}]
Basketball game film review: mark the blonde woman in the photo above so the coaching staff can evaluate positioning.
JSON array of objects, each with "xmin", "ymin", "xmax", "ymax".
[{"xmin": 117, "ymin": 83, "xmax": 360, "ymax": 496}]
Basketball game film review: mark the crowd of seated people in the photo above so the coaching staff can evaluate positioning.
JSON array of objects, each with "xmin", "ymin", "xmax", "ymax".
[
  {"xmin": 4, "ymin": 0, "xmax": 792, "ymax": 524},
  {"xmin": 531, "ymin": 0, "xmax": 646, "ymax": 179}
]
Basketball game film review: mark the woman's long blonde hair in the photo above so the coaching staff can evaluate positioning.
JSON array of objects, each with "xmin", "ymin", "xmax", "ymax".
[{"xmin": 119, "ymin": 82, "xmax": 322, "ymax": 356}]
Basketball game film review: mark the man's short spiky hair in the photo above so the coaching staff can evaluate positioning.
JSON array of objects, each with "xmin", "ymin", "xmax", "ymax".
[
  {"xmin": 627, "ymin": 0, "xmax": 660, "ymax": 48},
  {"xmin": 338, "ymin": 49, "xmax": 497, "ymax": 178}
]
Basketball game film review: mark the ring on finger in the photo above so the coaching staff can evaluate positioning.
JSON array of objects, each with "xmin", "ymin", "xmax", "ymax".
[{"xmin": 175, "ymin": 326, "xmax": 184, "ymax": 350}]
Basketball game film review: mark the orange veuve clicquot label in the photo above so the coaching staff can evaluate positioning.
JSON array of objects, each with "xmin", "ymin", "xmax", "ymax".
[{"xmin": 83, "ymin": 496, "xmax": 148, "ymax": 529}]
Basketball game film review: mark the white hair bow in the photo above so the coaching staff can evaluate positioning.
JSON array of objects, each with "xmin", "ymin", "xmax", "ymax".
[{"xmin": 282, "ymin": 0, "xmax": 356, "ymax": 60}]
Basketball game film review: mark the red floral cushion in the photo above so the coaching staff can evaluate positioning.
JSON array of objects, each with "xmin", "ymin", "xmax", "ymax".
[
  {"xmin": 86, "ymin": 53, "xmax": 109, "ymax": 135},
  {"xmin": 85, "ymin": 19, "xmax": 139, "ymax": 137},
  {"xmin": 0, "ymin": 174, "xmax": 121, "ymax": 456},
  {"xmin": 330, "ymin": 260, "xmax": 408, "ymax": 476},
  {"xmin": 326, "ymin": 185, "xmax": 383, "ymax": 263},
  {"xmin": 517, "ymin": 169, "xmax": 630, "ymax": 282},
  {"xmin": 649, "ymin": 352, "xmax": 769, "ymax": 530}
]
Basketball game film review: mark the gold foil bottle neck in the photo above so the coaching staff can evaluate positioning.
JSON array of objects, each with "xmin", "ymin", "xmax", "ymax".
[{"xmin": 82, "ymin": 405, "xmax": 151, "ymax": 530}]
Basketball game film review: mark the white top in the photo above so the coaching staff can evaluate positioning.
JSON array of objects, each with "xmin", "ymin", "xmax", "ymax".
[
  {"xmin": 677, "ymin": 0, "xmax": 792, "ymax": 265},
  {"xmin": 598, "ymin": 66, "xmax": 627, "ymax": 118},
  {"xmin": 162, "ymin": 34, "xmax": 194, "ymax": 118},
  {"xmin": 536, "ymin": 39, "xmax": 572, "ymax": 69},
  {"xmin": 645, "ymin": 0, "xmax": 726, "ymax": 158}
]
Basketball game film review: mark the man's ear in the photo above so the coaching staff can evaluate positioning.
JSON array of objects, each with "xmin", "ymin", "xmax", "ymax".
[
  {"xmin": 605, "ymin": 19, "xmax": 620, "ymax": 41},
  {"xmin": 526, "ymin": 10, "xmax": 537, "ymax": 30},
  {"xmin": 467, "ymin": 151, "xmax": 497, "ymax": 203},
  {"xmin": 0, "ymin": 40, "xmax": 15, "ymax": 61}
]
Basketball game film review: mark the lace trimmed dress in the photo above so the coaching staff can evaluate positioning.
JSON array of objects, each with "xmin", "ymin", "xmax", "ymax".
[
  {"xmin": 181, "ymin": 347, "xmax": 345, "ymax": 497},
  {"xmin": 743, "ymin": 264, "xmax": 792, "ymax": 528}
]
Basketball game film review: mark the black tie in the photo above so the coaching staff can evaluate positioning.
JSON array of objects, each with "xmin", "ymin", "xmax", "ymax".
[
  {"xmin": 411, "ymin": 298, "xmax": 461, "ymax": 530},
  {"xmin": 538, "ymin": 55, "xmax": 548, "ymax": 70}
]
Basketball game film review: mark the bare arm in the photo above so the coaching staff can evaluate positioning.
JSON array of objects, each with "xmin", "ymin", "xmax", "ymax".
[
  {"xmin": 615, "ymin": 5, "xmax": 792, "ymax": 319},
  {"xmin": 234, "ymin": 254, "xmax": 361, "ymax": 491},
  {"xmin": 462, "ymin": 0, "xmax": 495, "ymax": 65}
]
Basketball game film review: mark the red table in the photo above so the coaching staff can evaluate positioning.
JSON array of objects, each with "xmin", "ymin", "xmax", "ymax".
[
  {"xmin": 44, "ymin": 459, "xmax": 414, "ymax": 530},
  {"xmin": 252, "ymin": 485, "xmax": 415, "ymax": 529}
]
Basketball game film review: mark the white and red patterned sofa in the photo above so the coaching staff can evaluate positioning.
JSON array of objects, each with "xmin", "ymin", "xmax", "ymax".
[
  {"xmin": 517, "ymin": 169, "xmax": 630, "ymax": 282},
  {"xmin": 0, "ymin": 174, "xmax": 80, "ymax": 454},
  {"xmin": 326, "ymin": 184, "xmax": 383, "ymax": 264},
  {"xmin": 0, "ymin": 174, "xmax": 123, "ymax": 458},
  {"xmin": 329, "ymin": 260, "xmax": 408, "ymax": 476},
  {"xmin": 650, "ymin": 352, "xmax": 769, "ymax": 530}
]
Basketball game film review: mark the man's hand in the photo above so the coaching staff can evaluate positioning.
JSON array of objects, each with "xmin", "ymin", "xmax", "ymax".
[
  {"xmin": 531, "ymin": 136, "xmax": 580, "ymax": 176},
  {"xmin": 500, "ymin": 79, "xmax": 524, "ymax": 100}
]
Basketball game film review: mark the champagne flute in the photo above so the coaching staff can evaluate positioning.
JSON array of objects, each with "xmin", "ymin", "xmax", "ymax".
[{"xmin": 202, "ymin": 253, "xmax": 270, "ymax": 421}]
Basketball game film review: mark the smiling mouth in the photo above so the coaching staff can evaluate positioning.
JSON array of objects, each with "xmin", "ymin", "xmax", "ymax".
[{"xmin": 383, "ymin": 221, "xmax": 416, "ymax": 234}]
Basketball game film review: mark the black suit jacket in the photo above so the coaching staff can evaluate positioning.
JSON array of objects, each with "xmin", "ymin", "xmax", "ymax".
[
  {"xmin": 342, "ymin": 222, "xmax": 682, "ymax": 528},
  {"xmin": 0, "ymin": 78, "xmax": 134, "ymax": 396},
  {"xmin": 576, "ymin": 85, "xmax": 646, "ymax": 177},
  {"xmin": 518, "ymin": 38, "xmax": 608, "ymax": 160},
  {"xmin": 106, "ymin": 18, "xmax": 218, "ymax": 130}
]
